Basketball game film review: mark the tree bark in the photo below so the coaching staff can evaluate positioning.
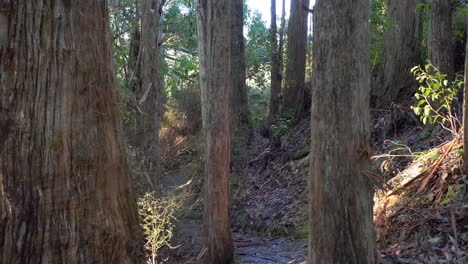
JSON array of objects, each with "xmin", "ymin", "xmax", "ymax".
[
  {"xmin": 463, "ymin": 31, "xmax": 468, "ymax": 174},
  {"xmin": 0, "ymin": 1, "xmax": 141, "ymax": 263},
  {"xmin": 282, "ymin": 0, "xmax": 309, "ymax": 119},
  {"xmin": 429, "ymin": 0, "xmax": 454, "ymax": 80},
  {"xmin": 309, "ymin": 0, "xmax": 375, "ymax": 263},
  {"xmin": 231, "ymin": 0, "xmax": 250, "ymax": 130},
  {"xmin": 196, "ymin": 0, "xmax": 234, "ymax": 263},
  {"xmin": 140, "ymin": 0, "xmax": 162, "ymax": 185},
  {"xmin": 278, "ymin": 0, "xmax": 286, "ymax": 73},
  {"xmin": 371, "ymin": 0, "xmax": 422, "ymax": 108},
  {"xmin": 269, "ymin": 0, "xmax": 281, "ymax": 118}
]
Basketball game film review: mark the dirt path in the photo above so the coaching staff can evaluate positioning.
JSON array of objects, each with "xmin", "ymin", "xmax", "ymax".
[{"xmin": 160, "ymin": 170, "xmax": 307, "ymax": 263}]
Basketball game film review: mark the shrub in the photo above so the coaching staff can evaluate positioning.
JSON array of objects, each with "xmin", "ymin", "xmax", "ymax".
[
  {"xmin": 138, "ymin": 192, "xmax": 178, "ymax": 264},
  {"xmin": 410, "ymin": 63, "xmax": 463, "ymax": 134}
]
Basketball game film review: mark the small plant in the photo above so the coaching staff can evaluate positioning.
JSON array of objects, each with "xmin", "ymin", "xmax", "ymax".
[
  {"xmin": 410, "ymin": 63, "xmax": 463, "ymax": 135},
  {"xmin": 138, "ymin": 192, "xmax": 178, "ymax": 264}
]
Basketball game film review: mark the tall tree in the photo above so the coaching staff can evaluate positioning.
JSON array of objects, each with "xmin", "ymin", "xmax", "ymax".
[
  {"xmin": 0, "ymin": 1, "xmax": 141, "ymax": 263},
  {"xmin": 429, "ymin": 0, "xmax": 454, "ymax": 80},
  {"xmin": 463, "ymin": 32, "xmax": 468, "ymax": 174},
  {"xmin": 371, "ymin": 0, "xmax": 422, "ymax": 107},
  {"xmin": 231, "ymin": 0, "xmax": 250, "ymax": 130},
  {"xmin": 270, "ymin": 0, "xmax": 281, "ymax": 118},
  {"xmin": 282, "ymin": 0, "xmax": 309, "ymax": 119},
  {"xmin": 140, "ymin": 0, "xmax": 163, "ymax": 185},
  {"xmin": 196, "ymin": 0, "xmax": 234, "ymax": 262},
  {"xmin": 278, "ymin": 0, "xmax": 287, "ymax": 72},
  {"xmin": 309, "ymin": 0, "xmax": 376, "ymax": 262}
]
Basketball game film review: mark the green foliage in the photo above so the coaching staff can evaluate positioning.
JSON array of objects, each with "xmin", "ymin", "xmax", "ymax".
[
  {"xmin": 453, "ymin": 5, "xmax": 468, "ymax": 39},
  {"xmin": 271, "ymin": 113, "xmax": 295, "ymax": 135},
  {"xmin": 249, "ymin": 87, "xmax": 270, "ymax": 125},
  {"xmin": 370, "ymin": 0, "xmax": 388, "ymax": 72},
  {"xmin": 138, "ymin": 192, "xmax": 178, "ymax": 264},
  {"xmin": 245, "ymin": 10, "xmax": 271, "ymax": 88},
  {"xmin": 410, "ymin": 63, "xmax": 463, "ymax": 132}
]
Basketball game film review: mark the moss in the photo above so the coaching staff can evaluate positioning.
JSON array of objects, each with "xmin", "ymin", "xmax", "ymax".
[
  {"xmin": 295, "ymin": 224, "xmax": 308, "ymax": 239},
  {"xmin": 441, "ymin": 184, "xmax": 464, "ymax": 205}
]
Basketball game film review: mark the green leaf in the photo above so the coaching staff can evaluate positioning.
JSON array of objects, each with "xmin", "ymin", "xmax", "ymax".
[
  {"xmin": 424, "ymin": 105, "xmax": 431, "ymax": 116},
  {"xmin": 417, "ymin": 99, "xmax": 425, "ymax": 107}
]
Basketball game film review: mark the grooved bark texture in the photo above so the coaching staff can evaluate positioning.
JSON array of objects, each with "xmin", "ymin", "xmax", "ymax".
[
  {"xmin": 141, "ymin": 0, "xmax": 162, "ymax": 185},
  {"xmin": 282, "ymin": 0, "xmax": 309, "ymax": 119},
  {"xmin": 0, "ymin": 1, "xmax": 141, "ymax": 263},
  {"xmin": 270, "ymin": 0, "xmax": 281, "ymax": 118},
  {"xmin": 429, "ymin": 0, "xmax": 454, "ymax": 80},
  {"xmin": 231, "ymin": 0, "xmax": 249, "ymax": 129},
  {"xmin": 371, "ymin": 0, "xmax": 422, "ymax": 108},
  {"xmin": 196, "ymin": 0, "xmax": 234, "ymax": 263},
  {"xmin": 463, "ymin": 33, "xmax": 468, "ymax": 174},
  {"xmin": 309, "ymin": 0, "xmax": 376, "ymax": 263}
]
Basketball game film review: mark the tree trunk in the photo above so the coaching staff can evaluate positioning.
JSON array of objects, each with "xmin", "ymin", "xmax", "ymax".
[
  {"xmin": 0, "ymin": 1, "xmax": 142, "ymax": 263},
  {"xmin": 429, "ymin": 0, "xmax": 454, "ymax": 80},
  {"xmin": 269, "ymin": 0, "xmax": 281, "ymax": 118},
  {"xmin": 278, "ymin": 0, "xmax": 286, "ymax": 74},
  {"xmin": 140, "ymin": 0, "xmax": 162, "ymax": 185},
  {"xmin": 196, "ymin": 0, "xmax": 234, "ymax": 263},
  {"xmin": 371, "ymin": 0, "xmax": 422, "ymax": 108},
  {"xmin": 463, "ymin": 32, "xmax": 468, "ymax": 174},
  {"xmin": 282, "ymin": 0, "xmax": 309, "ymax": 119},
  {"xmin": 231, "ymin": 0, "xmax": 250, "ymax": 130},
  {"xmin": 309, "ymin": 0, "xmax": 376, "ymax": 263}
]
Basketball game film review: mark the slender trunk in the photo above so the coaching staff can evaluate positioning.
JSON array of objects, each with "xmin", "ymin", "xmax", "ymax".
[
  {"xmin": 231, "ymin": 0, "xmax": 250, "ymax": 130},
  {"xmin": 429, "ymin": 0, "xmax": 454, "ymax": 80},
  {"xmin": 463, "ymin": 32, "xmax": 468, "ymax": 173},
  {"xmin": 0, "ymin": 1, "xmax": 141, "ymax": 263},
  {"xmin": 196, "ymin": 0, "xmax": 234, "ymax": 263},
  {"xmin": 282, "ymin": 0, "xmax": 309, "ymax": 119},
  {"xmin": 141, "ymin": 0, "xmax": 162, "ymax": 185},
  {"xmin": 270, "ymin": 0, "xmax": 281, "ymax": 118},
  {"xmin": 278, "ymin": 0, "xmax": 286, "ymax": 74},
  {"xmin": 309, "ymin": 0, "xmax": 375, "ymax": 263},
  {"xmin": 371, "ymin": 0, "xmax": 422, "ymax": 108}
]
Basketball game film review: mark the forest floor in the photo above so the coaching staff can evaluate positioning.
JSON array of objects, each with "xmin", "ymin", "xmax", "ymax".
[
  {"xmin": 157, "ymin": 152, "xmax": 307, "ymax": 263},
  {"xmin": 133, "ymin": 102, "xmax": 467, "ymax": 263}
]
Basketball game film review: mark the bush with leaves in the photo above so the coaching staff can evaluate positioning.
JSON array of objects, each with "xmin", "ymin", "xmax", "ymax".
[
  {"xmin": 138, "ymin": 192, "xmax": 178, "ymax": 264},
  {"xmin": 410, "ymin": 63, "xmax": 463, "ymax": 135}
]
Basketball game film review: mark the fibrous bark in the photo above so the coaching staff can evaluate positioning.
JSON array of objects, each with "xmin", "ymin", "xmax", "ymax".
[
  {"xmin": 429, "ymin": 0, "xmax": 454, "ymax": 80},
  {"xmin": 270, "ymin": 0, "xmax": 281, "ymax": 118},
  {"xmin": 196, "ymin": 0, "xmax": 235, "ymax": 263},
  {"xmin": 231, "ymin": 0, "xmax": 250, "ymax": 129},
  {"xmin": 140, "ymin": 0, "xmax": 162, "ymax": 185},
  {"xmin": 371, "ymin": 0, "xmax": 422, "ymax": 108},
  {"xmin": 282, "ymin": 0, "xmax": 309, "ymax": 119},
  {"xmin": 309, "ymin": 0, "xmax": 376, "ymax": 263},
  {"xmin": 463, "ymin": 31, "xmax": 468, "ymax": 173},
  {"xmin": 0, "ymin": 1, "xmax": 141, "ymax": 263}
]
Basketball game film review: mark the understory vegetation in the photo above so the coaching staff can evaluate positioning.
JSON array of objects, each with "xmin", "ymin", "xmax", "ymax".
[{"xmin": 108, "ymin": 0, "xmax": 467, "ymax": 263}]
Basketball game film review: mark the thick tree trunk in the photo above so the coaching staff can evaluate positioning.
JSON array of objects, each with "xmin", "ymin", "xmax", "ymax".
[
  {"xmin": 429, "ymin": 0, "xmax": 454, "ymax": 80},
  {"xmin": 141, "ymin": 0, "xmax": 162, "ymax": 185},
  {"xmin": 196, "ymin": 0, "xmax": 235, "ymax": 263},
  {"xmin": 371, "ymin": 0, "xmax": 422, "ymax": 108},
  {"xmin": 463, "ymin": 33, "xmax": 468, "ymax": 173},
  {"xmin": 269, "ymin": 0, "xmax": 281, "ymax": 118},
  {"xmin": 0, "ymin": 1, "xmax": 141, "ymax": 263},
  {"xmin": 231, "ymin": 0, "xmax": 250, "ymax": 129},
  {"xmin": 309, "ymin": 0, "xmax": 375, "ymax": 263},
  {"xmin": 282, "ymin": 0, "xmax": 309, "ymax": 119}
]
